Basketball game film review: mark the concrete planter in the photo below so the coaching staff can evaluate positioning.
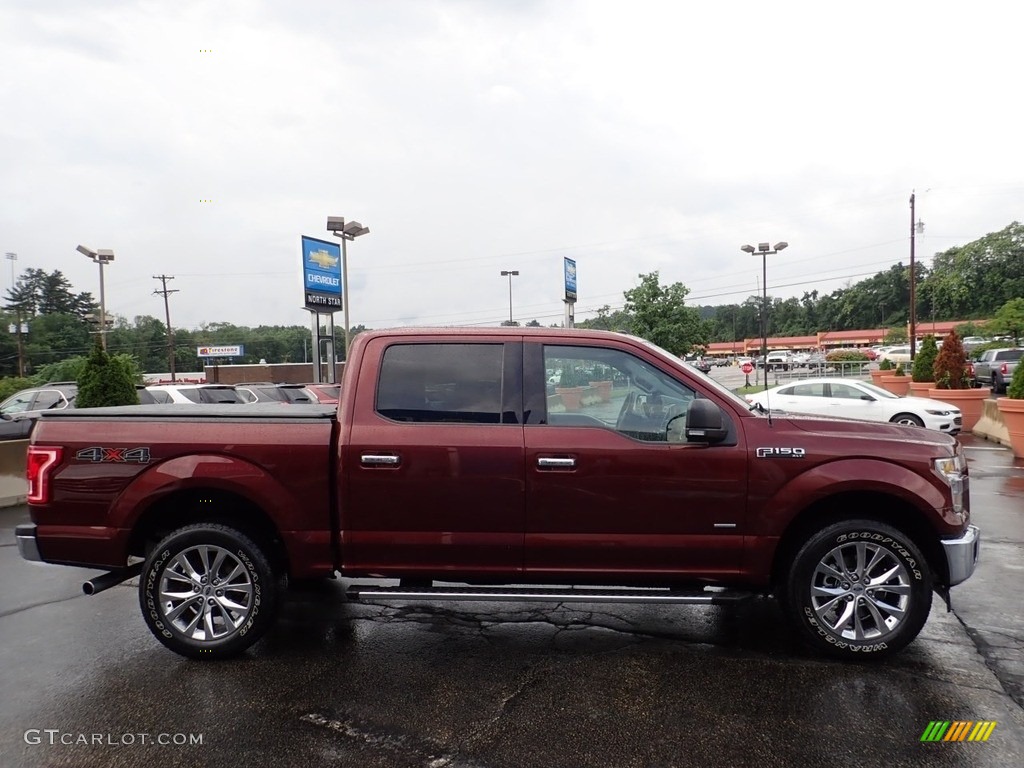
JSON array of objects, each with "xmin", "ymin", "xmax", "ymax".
[
  {"xmin": 878, "ymin": 374, "xmax": 910, "ymax": 397},
  {"xmin": 995, "ymin": 398, "xmax": 1024, "ymax": 458},
  {"xmin": 555, "ymin": 387, "xmax": 584, "ymax": 412},
  {"xmin": 907, "ymin": 381, "xmax": 934, "ymax": 397},
  {"xmin": 927, "ymin": 387, "xmax": 990, "ymax": 431},
  {"xmin": 588, "ymin": 380, "xmax": 613, "ymax": 403}
]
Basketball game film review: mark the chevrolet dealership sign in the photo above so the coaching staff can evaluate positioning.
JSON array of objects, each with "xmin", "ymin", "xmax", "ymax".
[{"xmin": 301, "ymin": 235, "xmax": 343, "ymax": 311}]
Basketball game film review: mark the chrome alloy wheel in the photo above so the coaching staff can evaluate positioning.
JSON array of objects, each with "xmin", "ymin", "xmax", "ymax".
[
  {"xmin": 158, "ymin": 545, "xmax": 254, "ymax": 641},
  {"xmin": 809, "ymin": 540, "xmax": 911, "ymax": 642}
]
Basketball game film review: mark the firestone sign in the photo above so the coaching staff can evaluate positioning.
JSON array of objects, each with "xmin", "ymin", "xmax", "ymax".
[
  {"xmin": 301, "ymin": 236, "xmax": 342, "ymax": 312},
  {"xmin": 197, "ymin": 345, "xmax": 244, "ymax": 358}
]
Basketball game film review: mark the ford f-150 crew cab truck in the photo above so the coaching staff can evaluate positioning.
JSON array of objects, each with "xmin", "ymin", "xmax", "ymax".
[{"xmin": 16, "ymin": 327, "xmax": 979, "ymax": 660}]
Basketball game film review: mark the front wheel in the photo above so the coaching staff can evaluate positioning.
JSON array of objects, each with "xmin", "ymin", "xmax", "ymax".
[
  {"xmin": 140, "ymin": 524, "xmax": 280, "ymax": 659},
  {"xmin": 784, "ymin": 520, "xmax": 932, "ymax": 659},
  {"xmin": 890, "ymin": 413, "xmax": 925, "ymax": 428}
]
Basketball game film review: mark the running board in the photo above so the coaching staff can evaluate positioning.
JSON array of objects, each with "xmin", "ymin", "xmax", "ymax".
[{"xmin": 346, "ymin": 585, "xmax": 754, "ymax": 605}]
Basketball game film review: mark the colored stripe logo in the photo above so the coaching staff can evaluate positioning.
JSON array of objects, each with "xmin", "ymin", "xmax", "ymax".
[{"xmin": 920, "ymin": 721, "xmax": 997, "ymax": 742}]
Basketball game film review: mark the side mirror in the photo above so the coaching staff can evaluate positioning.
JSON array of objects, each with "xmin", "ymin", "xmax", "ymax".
[
  {"xmin": 860, "ymin": 395, "xmax": 875, "ymax": 401},
  {"xmin": 680, "ymin": 399, "xmax": 728, "ymax": 444}
]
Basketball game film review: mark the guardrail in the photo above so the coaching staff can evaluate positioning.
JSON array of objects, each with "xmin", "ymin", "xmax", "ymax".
[{"xmin": 765, "ymin": 361, "xmax": 872, "ymax": 386}]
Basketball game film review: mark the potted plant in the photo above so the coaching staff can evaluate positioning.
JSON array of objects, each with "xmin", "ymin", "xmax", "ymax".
[
  {"xmin": 909, "ymin": 334, "xmax": 938, "ymax": 397},
  {"xmin": 995, "ymin": 358, "xmax": 1024, "ymax": 458},
  {"xmin": 880, "ymin": 362, "xmax": 910, "ymax": 397},
  {"xmin": 928, "ymin": 330, "xmax": 989, "ymax": 431},
  {"xmin": 871, "ymin": 357, "xmax": 893, "ymax": 384},
  {"xmin": 556, "ymin": 366, "xmax": 586, "ymax": 412},
  {"xmin": 588, "ymin": 364, "xmax": 613, "ymax": 403}
]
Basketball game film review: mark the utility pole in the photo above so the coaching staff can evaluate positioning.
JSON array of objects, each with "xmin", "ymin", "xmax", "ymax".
[{"xmin": 153, "ymin": 275, "xmax": 179, "ymax": 381}]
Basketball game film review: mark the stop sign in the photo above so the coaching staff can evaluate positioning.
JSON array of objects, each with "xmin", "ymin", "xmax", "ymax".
[{"xmin": 741, "ymin": 362, "xmax": 754, "ymax": 374}]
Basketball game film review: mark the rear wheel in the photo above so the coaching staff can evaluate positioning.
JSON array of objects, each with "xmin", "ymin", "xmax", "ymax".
[
  {"xmin": 140, "ymin": 524, "xmax": 279, "ymax": 659},
  {"xmin": 784, "ymin": 520, "xmax": 932, "ymax": 659},
  {"xmin": 890, "ymin": 413, "xmax": 925, "ymax": 428}
]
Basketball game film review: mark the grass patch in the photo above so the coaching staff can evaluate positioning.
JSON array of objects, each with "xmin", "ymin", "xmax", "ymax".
[{"xmin": 734, "ymin": 384, "xmax": 770, "ymax": 395}]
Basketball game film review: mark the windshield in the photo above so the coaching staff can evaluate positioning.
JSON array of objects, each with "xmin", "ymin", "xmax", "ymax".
[{"xmin": 857, "ymin": 381, "xmax": 899, "ymax": 400}]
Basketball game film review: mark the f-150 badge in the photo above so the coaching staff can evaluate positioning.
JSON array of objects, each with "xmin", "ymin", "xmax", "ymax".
[{"xmin": 756, "ymin": 447, "xmax": 806, "ymax": 458}]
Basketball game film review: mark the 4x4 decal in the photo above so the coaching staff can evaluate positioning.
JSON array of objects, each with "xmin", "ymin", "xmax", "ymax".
[{"xmin": 75, "ymin": 446, "xmax": 152, "ymax": 464}]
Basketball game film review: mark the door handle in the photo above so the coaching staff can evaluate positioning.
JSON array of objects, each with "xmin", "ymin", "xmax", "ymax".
[
  {"xmin": 537, "ymin": 457, "xmax": 576, "ymax": 469},
  {"xmin": 361, "ymin": 454, "xmax": 401, "ymax": 467}
]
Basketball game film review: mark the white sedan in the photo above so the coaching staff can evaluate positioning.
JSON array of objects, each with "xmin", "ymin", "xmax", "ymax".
[{"xmin": 745, "ymin": 378, "xmax": 962, "ymax": 434}]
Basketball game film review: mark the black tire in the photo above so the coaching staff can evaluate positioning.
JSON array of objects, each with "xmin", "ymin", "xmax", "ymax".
[
  {"xmin": 993, "ymin": 374, "xmax": 1004, "ymax": 395},
  {"xmin": 890, "ymin": 413, "xmax": 925, "ymax": 428},
  {"xmin": 140, "ymin": 524, "xmax": 279, "ymax": 659},
  {"xmin": 783, "ymin": 520, "xmax": 932, "ymax": 659}
]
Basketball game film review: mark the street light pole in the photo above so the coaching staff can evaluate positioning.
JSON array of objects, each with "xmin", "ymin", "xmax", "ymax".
[
  {"xmin": 741, "ymin": 241, "xmax": 789, "ymax": 390},
  {"xmin": 76, "ymin": 245, "xmax": 115, "ymax": 350},
  {"xmin": 908, "ymin": 193, "xmax": 925, "ymax": 359},
  {"xmin": 500, "ymin": 270, "xmax": 519, "ymax": 325},
  {"xmin": 327, "ymin": 217, "xmax": 370, "ymax": 357}
]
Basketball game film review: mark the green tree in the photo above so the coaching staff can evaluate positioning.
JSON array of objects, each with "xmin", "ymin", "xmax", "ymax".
[
  {"xmin": 989, "ymin": 297, "xmax": 1024, "ymax": 344},
  {"xmin": 912, "ymin": 335, "xmax": 938, "ymax": 383},
  {"xmin": 76, "ymin": 342, "xmax": 140, "ymax": 408},
  {"xmin": 34, "ymin": 356, "xmax": 88, "ymax": 385},
  {"xmin": 623, "ymin": 272, "xmax": 709, "ymax": 357},
  {"xmin": 0, "ymin": 377, "xmax": 34, "ymax": 402}
]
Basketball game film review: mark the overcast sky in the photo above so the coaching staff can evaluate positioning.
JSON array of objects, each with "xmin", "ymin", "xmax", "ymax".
[{"xmin": 2, "ymin": 0, "xmax": 1021, "ymax": 333}]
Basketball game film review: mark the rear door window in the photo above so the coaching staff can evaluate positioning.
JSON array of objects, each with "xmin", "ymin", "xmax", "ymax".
[{"xmin": 376, "ymin": 343, "xmax": 508, "ymax": 424}]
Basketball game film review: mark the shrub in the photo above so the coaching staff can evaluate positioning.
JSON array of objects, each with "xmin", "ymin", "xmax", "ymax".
[
  {"xmin": 76, "ymin": 342, "xmax": 140, "ymax": 408},
  {"xmin": 558, "ymin": 366, "xmax": 587, "ymax": 388},
  {"xmin": 932, "ymin": 330, "xmax": 969, "ymax": 389},
  {"xmin": 878, "ymin": 358, "xmax": 893, "ymax": 371},
  {"xmin": 826, "ymin": 350, "xmax": 869, "ymax": 362},
  {"xmin": 1007, "ymin": 358, "xmax": 1024, "ymax": 399},
  {"xmin": 912, "ymin": 335, "xmax": 938, "ymax": 382},
  {"xmin": 893, "ymin": 363, "xmax": 905, "ymax": 377},
  {"xmin": 0, "ymin": 377, "xmax": 35, "ymax": 403}
]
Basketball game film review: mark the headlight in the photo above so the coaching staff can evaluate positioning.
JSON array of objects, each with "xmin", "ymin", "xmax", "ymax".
[
  {"xmin": 925, "ymin": 409, "xmax": 952, "ymax": 416},
  {"xmin": 933, "ymin": 451, "xmax": 967, "ymax": 516}
]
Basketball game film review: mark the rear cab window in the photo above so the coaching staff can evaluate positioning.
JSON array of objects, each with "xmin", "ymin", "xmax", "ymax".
[{"xmin": 376, "ymin": 343, "xmax": 513, "ymax": 424}]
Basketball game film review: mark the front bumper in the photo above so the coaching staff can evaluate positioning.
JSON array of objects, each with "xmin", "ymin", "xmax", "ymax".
[
  {"xmin": 16, "ymin": 523, "xmax": 42, "ymax": 562},
  {"xmin": 942, "ymin": 524, "xmax": 980, "ymax": 586}
]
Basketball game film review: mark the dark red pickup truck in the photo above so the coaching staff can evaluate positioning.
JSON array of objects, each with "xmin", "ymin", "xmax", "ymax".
[{"xmin": 17, "ymin": 328, "xmax": 979, "ymax": 660}]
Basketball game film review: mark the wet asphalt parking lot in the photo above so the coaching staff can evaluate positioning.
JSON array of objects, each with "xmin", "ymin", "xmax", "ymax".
[{"xmin": 1, "ymin": 435, "xmax": 1023, "ymax": 768}]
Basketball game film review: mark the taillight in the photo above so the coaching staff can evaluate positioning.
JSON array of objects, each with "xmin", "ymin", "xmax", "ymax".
[
  {"xmin": 26, "ymin": 446, "xmax": 62, "ymax": 504},
  {"xmin": 1001, "ymin": 363, "xmax": 1009, "ymax": 375}
]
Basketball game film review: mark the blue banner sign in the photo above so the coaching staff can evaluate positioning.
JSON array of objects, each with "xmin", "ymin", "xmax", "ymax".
[
  {"xmin": 301, "ymin": 236, "xmax": 342, "ymax": 311},
  {"xmin": 564, "ymin": 257, "xmax": 577, "ymax": 301}
]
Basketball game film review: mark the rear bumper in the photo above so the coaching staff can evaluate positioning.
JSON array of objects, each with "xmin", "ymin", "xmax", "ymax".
[
  {"xmin": 942, "ymin": 524, "xmax": 980, "ymax": 586},
  {"xmin": 15, "ymin": 523, "xmax": 42, "ymax": 562}
]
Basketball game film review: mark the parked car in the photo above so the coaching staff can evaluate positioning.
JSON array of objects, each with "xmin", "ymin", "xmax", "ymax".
[
  {"xmin": 0, "ymin": 383, "xmax": 157, "ymax": 439},
  {"xmin": 235, "ymin": 382, "xmax": 316, "ymax": 404},
  {"xmin": 0, "ymin": 382, "xmax": 78, "ymax": 440},
  {"xmin": 145, "ymin": 383, "xmax": 246, "ymax": 404},
  {"xmin": 972, "ymin": 348, "xmax": 1022, "ymax": 394},
  {"xmin": 765, "ymin": 350, "xmax": 793, "ymax": 371},
  {"xmin": 745, "ymin": 377, "xmax": 962, "ymax": 433},
  {"xmin": 692, "ymin": 358, "xmax": 712, "ymax": 374},
  {"xmin": 304, "ymin": 383, "xmax": 341, "ymax": 405},
  {"xmin": 878, "ymin": 346, "xmax": 912, "ymax": 365}
]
